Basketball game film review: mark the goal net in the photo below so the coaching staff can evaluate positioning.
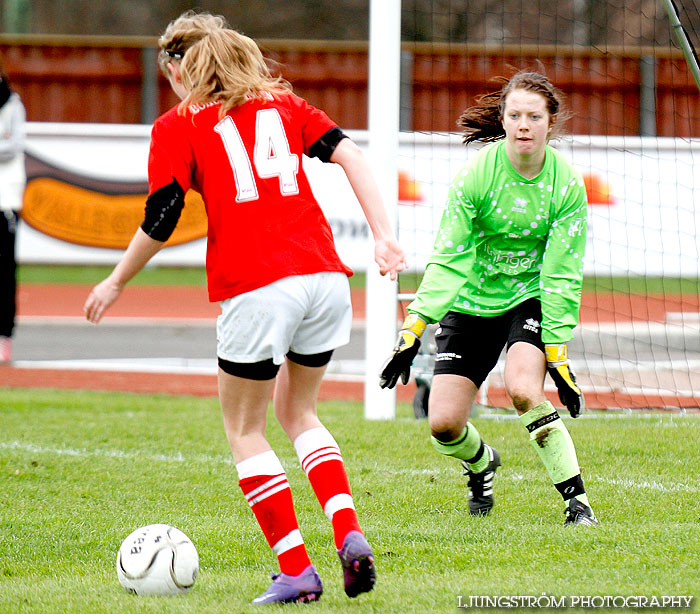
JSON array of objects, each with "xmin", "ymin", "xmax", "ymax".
[{"xmin": 392, "ymin": 0, "xmax": 700, "ymax": 411}]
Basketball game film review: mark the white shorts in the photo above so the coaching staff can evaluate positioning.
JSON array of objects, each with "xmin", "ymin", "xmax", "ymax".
[{"xmin": 216, "ymin": 272, "xmax": 352, "ymax": 365}]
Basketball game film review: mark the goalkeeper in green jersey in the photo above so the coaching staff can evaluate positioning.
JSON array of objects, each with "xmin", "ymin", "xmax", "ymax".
[{"xmin": 380, "ymin": 71, "xmax": 596, "ymax": 526}]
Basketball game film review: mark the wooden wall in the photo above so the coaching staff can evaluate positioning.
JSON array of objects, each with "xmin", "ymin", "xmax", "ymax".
[{"xmin": 1, "ymin": 35, "xmax": 697, "ymax": 136}]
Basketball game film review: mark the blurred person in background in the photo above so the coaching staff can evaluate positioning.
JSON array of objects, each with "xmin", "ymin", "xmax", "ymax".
[
  {"xmin": 0, "ymin": 65, "xmax": 26, "ymax": 364},
  {"xmin": 84, "ymin": 10, "xmax": 406, "ymax": 605},
  {"xmin": 380, "ymin": 72, "xmax": 597, "ymax": 527}
]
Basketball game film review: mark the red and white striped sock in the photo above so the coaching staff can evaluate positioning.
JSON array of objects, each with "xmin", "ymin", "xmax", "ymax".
[
  {"xmin": 294, "ymin": 427, "xmax": 362, "ymax": 549},
  {"xmin": 236, "ymin": 450, "xmax": 311, "ymax": 576}
]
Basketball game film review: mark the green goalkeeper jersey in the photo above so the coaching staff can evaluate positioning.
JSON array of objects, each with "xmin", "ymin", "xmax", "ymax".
[{"xmin": 408, "ymin": 140, "xmax": 587, "ymax": 344}]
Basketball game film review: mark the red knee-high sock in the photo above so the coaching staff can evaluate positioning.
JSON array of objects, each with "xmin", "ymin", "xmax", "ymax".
[
  {"xmin": 294, "ymin": 427, "xmax": 362, "ymax": 549},
  {"xmin": 236, "ymin": 450, "xmax": 311, "ymax": 576}
]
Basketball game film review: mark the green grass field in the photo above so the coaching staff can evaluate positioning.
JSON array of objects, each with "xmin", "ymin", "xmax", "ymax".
[
  {"xmin": 1, "ymin": 388, "xmax": 698, "ymax": 613},
  {"xmin": 17, "ymin": 265, "xmax": 208, "ymax": 287},
  {"xmin": 17, "ymin": 264, "xmax": 700, "ymax": 295}
]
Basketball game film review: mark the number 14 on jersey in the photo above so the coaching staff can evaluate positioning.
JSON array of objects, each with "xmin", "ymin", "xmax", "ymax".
[{"xmin": 215, "ymin": 108, "xmax": 300, "ymax": 202}]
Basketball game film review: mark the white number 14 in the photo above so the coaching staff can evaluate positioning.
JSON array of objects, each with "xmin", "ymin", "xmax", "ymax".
[{"xmin": 215, "ymin": 109, "xmax": 300, "ymax": 202}]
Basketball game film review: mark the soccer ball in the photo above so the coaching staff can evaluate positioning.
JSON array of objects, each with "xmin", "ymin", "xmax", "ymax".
[{"xmin": 116, "ymin": 524, "xmax": 199, "ymax": 596}]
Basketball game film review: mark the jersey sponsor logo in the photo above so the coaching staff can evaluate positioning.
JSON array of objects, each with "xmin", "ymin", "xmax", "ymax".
[
  {"xmin": 511, "ymin": 197, "xmax": 528, "ymax": 213},
  {"xmin": 435, "ymin": 352, "xmax": 462, "ymax": 362},
  {"xmin": 523, "ymin": 318, "xmax": 540, "ymax": 333},
  {"xmin": 483, "ymin": 243, "xmax": 538, "ymax": 274}
]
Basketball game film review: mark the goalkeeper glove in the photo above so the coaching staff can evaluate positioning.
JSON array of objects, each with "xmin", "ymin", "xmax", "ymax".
[
  {"xmin": 545, "ymin": 343, "xmax": 584, "ymax": 418},
  {"xmin": 379, "ymin": 313, "xmax": 427, "ymax": 389}
]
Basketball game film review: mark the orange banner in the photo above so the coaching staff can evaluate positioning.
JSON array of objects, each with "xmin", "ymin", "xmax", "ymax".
[{"xmin": 22, "ymin": 154, "xmax": 208, "ymax": 249}]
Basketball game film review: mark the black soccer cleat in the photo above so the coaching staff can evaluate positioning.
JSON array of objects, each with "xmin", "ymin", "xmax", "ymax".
[
  {"xmin": 563, "ymin": 497, "xmax": 598, "ymax": 527},
  {"xmin": 461, "ymin": 445, "xmax": 501, "ymax": 516}
]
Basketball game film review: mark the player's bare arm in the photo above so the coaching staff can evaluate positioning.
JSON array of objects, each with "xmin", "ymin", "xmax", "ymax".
[{"xmin": 84, "ymin": 228, "xmax": 164, "ymax": 323}]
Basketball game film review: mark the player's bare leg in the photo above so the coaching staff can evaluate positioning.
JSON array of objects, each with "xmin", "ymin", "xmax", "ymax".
[
  {"xmin": 505, "ymin": 342, "xmax": 596, "ymax": 525},
  {"xmin": 273, "ymin": 359, "xmax": 325, "ymax": 440},
  {"xmin": 503, "ymin": 341, "xmax": 547, "ymax": 414},
  {"xmin": 428, "ymin": 373, "xmax": 478, "ymax": 440},
  {"xmin": 429, "ymin": 374, "xmax": 501, "ymax": 516},
  {"xmin": 219, "ymin": 369, "xmax": 275, "ymax": 463}
]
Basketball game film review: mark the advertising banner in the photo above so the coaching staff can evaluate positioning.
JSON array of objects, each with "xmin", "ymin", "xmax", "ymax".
[{"xmin": 19, "ymin": 124, "xmax": 700, "ymax": 275}]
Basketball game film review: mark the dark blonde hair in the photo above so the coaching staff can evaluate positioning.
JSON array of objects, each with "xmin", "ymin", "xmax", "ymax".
[
  {"xmin": 458, "ymin": 71, "xmax": 570, "ymax": 144},
  {"xmin": 158, "ymin": 10, "xmax": 291, "ymax": 116}
]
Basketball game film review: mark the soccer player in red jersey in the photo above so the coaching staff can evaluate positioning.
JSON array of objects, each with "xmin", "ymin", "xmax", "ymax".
[{"xmin": 84, "ymin": 11, "xmax": 406, "ymax": 605}]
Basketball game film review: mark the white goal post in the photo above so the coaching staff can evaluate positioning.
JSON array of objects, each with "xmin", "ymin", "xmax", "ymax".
[{"xmin": 363, "ymin": 0, "xmax": 402, "ymax": 419}]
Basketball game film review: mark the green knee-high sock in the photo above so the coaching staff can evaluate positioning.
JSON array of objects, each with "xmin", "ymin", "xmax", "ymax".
[
  {"xmin": 520, "ymin": 401, "xmax": 591, "ymax": 508},
  {"xmin": 431, "ymin": 423, "xmax": 489, "ymax": 473}
]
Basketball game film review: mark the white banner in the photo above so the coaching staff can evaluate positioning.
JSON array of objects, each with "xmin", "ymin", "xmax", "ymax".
[{"xmin": 19, "ymin": 123, "xmax": 700, "ymax": 276}]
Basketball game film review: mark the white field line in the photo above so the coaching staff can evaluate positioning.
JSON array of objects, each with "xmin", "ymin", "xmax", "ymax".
[
  {"xmin": 17, "ymin": 315, "xmax": 215, "ymax": 327},
  {"xmin": 11, "ymin": 357, "xmax": 700, "ymax": 397},
  {"xmin": 588, "ymin": 385, "xmax": 698, "ymax": 398},
  {"xmin": 579, "ymin": 321, "xmax": 700, "ymax": 334},
  {"xmin": 12, "ymin": 357, "xmax": 219, "ymax": 376},
  {"xmin": 592, "ymin": 476, "xmax": 700, "ymax": 494},
  {"xmin": 0, "ymin": 440, "xmax": 234, "ymax": 465},
  {"xmin": 491, "ymin": 378, "xmax": 700, "ymax": 401},
  {"xmin": 666, "ymin": 312, "xmax": 700, "ymax": 323},
  {"xmin": 10, "ymin": 358, "xmax": 369, "ymax": 382},
  {"xmin": 3, "ymin": 441, "xmax": 698, "ymax": 493},
  {"xmin": 484, "ymin": 357, "xmax": 700, "ymax": 374},
  {"xmin": 362, "ymin": 463, "xmax": 700, "ymax": 492}
]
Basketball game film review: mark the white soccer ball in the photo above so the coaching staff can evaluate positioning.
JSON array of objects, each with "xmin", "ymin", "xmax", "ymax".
[{"xmin": 116, "ymin": 524, "xmax": 199, "ymax": 596}]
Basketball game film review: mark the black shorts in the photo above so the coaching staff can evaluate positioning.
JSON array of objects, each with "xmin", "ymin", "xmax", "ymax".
[{"xmin": 432, "ymin": 298, "xmax": 545, "ymax": 387}]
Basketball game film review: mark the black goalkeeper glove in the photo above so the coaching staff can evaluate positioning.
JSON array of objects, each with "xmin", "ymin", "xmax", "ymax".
[
  {"xmin": 545, "ymin": 343, "xmax": 584, "ymax": 418},
  {"xmin": 379, "ymin": 313, "xmax": 428, "ymax": 389}
]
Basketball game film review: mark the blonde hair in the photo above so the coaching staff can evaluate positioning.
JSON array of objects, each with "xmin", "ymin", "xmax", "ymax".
[{"xmin": 157, "ymin": 10, "xmax": 291, "ymax": 116}]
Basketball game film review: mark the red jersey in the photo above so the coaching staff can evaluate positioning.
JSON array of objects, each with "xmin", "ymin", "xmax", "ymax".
[{"xmin": 147, "ymin": 91, "xmax": 352, "ymax": 302}]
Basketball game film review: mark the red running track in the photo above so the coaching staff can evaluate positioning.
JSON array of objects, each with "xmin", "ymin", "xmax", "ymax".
[{"xmin": 3, "ymin": 283, "xmax": 699, "ymax": 407}]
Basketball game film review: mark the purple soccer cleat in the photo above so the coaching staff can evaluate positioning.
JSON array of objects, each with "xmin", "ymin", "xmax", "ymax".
[
  {"xmin": 337, "ymin": 531, "xmax": 376, "ymax": 598},
  {"xmin": 251, "ymin": 565, "xmax": 323, "ymax": 605}
]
